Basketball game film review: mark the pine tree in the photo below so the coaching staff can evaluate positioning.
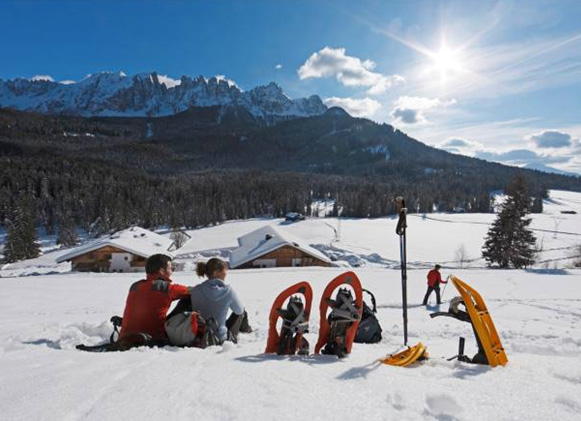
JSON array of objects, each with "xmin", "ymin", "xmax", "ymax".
[
  {"xmin": 482, "ymin": 175, "xmax": 537, "ymax": 268},
  {"xmin": 4, "ymin": 197, "xmax": 40, "ymax": 263},
  {"xmin": 331, "ymin": 200, "xmax": 339, "ymax": 217},
  {"xmin": 57, "ymin": 212, "xmax": 78, "ymax": 247},
  {"xmin": 531, "ymin": 194, "xmax": 543, "ymax": 213}
]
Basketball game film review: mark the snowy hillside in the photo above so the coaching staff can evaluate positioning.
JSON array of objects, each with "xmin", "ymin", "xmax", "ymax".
[
  {"xmin": 0, "ymin": 72, "xmax": 327, "ymax": 119},
  {"xmin": 175, "ymin": 189, "xmax": 581, "ymax": 270},
  {"xmin": 0, "ymin": 191, "xmax": 580, "ymax": 420}
]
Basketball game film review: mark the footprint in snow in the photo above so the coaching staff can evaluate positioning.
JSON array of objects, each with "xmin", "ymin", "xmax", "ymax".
[
  {"xmin": 425, "ymin": 393, "xmax": 464, "ymax": 420},
  {"xmin": 555, "ymin": 396, "xmax": 581, "ymax": 413}
]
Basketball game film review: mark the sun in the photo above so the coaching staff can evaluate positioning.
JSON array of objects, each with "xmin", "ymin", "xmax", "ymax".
[{"xmin": 430, "ymin": 44, "xmax": 464, "ymax": 82}]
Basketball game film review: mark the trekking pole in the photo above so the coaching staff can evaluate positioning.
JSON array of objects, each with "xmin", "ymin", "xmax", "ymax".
[
  {"xmin": 395, "ymin": 197, "xmax": 408, "ymax": 346},
  {"xmin": 441, "ymin": 275, "xmax": 450, "ymax": 301}
]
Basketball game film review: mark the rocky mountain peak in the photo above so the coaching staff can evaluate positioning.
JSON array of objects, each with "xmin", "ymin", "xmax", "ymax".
[{"xmin": 0, "ymin": 71, "xmax": 330, "ymax": 121}]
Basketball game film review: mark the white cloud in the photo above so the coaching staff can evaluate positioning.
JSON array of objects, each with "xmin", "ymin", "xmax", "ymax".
[
  {"xmin": 390, "ymin": 96, "xmax": 456, "ymax": 125},
  {"xmin": 59, "ymin": 80, "xmax": 76, "ymax": 85},
  {"xmin": 324, "ymin": 97, "xmax": 382, "ymax": 118},
  {"xmin": 392, "ymin": 108, "xmax": 422, "ymax": 124},
  {"xmin": 442, "ymin": 138, "xmax": 472, "ymax": 148},
  {"xmin": 527, "ymin": 130, "xmax": 572, "ymax": 148},
  {"xmin": 401, "ymin": 117, "xmax": 581, "ymax": 173},
  {"xmin": 30, "ymin": 75, "xmax": 54, "ymax": 82},
  {"xmin": 475, "ymin": 148, "xmax": 571, "ymax": 166},
  {"xmin": 435, "ymin": 137, "xmax": 484, "ymax": 156},
  {"xmin": 298, "ymin": 47, "xmax": 404, "ymax": 95},
  {"xmin": 158, "ymin": 75, "xmax": 181, "ymax": 88},
  {"xmin": 441, "ymin": 137, "xmax": 482, "ymax": 150},
  {"xmin": 275, "ymin": 64, "xmax": 283, "ymax": 70}
]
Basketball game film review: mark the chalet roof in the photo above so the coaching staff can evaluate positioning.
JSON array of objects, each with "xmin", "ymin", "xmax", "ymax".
[
  {"xmin": 229, "ymin": 225, "xmax": 332, "ymax": 269},
  {"xmin": 56, "ymin": 227, "xmax": 174, "ymax": 263}
]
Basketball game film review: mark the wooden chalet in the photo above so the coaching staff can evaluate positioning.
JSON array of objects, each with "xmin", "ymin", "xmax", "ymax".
[
  {"xmin": 56, "ymin": 227, "xmax": 174, "ymax": 272},
  {"xmin": 229, "ymin": 225, "xmax": 332, "ymax": 269}
]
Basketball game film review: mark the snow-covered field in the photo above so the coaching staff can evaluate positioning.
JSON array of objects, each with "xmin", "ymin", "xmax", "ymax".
[
  {"xmin": 1, "ymin": 268, "xmax": 580, "ymax": 420},
  {"xmin": 175, "ymin": 189, "xmax": 581, "ymax": 270},
  {"xmin": 1, "ymin": 190, "xmax": 581, "ymax": 420}
]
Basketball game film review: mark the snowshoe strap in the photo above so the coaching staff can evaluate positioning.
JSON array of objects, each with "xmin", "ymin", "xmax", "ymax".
[
  {"xmin": 327, "ymin": 293, "xmax": 360, "ymax": 322},
  {"xmin": 282, "ymin": 301, "xmax": 307, "ymax": 333},
  {"xmin": 362, "ymin": 289, "xmax": 377, "ymax": 313},
  {"xmin": 278, "ymin": 297, "xmax": 308, "ymax": 334},
  {"xmin": 109, "ymin": 316, "xmax": 123, "ymax": 343}
]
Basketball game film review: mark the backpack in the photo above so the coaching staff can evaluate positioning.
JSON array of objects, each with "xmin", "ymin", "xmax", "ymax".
[
  {"xmin": 165, "ymin": 311, "xmax": 222, "ymax": 348},
  {"xmin": 354, "ymin": 289, "xmax": 383, "ymax": 344}
]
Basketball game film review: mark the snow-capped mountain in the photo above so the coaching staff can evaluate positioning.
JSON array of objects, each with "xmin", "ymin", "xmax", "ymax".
[{"xmin": 0, "ymin": 71, "xmax": 327, "ymax": 120}]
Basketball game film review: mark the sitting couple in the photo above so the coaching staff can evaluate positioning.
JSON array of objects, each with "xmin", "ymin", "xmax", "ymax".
[{"xmin": 119, "ymin": 254, "xmax": 249, "ymax": 348}]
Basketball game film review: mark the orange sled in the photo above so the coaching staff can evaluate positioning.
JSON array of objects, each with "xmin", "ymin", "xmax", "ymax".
[
  {"xmin": 315, "ymin": 271, "xmax": 363, "ymax": 357},
  {"xmin": 265, "ymin": 282, "xmax": 313, "ymax": 355}
]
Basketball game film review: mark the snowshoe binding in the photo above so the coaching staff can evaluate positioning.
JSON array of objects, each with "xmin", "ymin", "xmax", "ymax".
[
  {"xmin": 315, "ymin": 272, "xmax": 363, "ymax": 358},
  {"xmin": 265, "ymin": 282, "xmax": 313, "ymax": 356},
  {"xmin": 430, "ymin": 276, "xmax": 508, "ymax": 367}
]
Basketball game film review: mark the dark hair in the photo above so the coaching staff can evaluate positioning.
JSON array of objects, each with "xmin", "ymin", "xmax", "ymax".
[
  {"xmin": 435, "ymin": 264, "xmax": 441, "ymax": 270},
  {"xmin": 146, "ymin": 254, "xmax": 172, "ymax": 275},
  {"xmin": 196, "ymin": 258, "xmax": 227, "ymax": 278}
]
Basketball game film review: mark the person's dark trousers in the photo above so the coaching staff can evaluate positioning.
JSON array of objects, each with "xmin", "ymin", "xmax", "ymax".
[
  {"xmin": 423, "ymin": 286, "xmax": 441, "ymax": 305},
  {"xmin": 226, "ymin": 311, "xmax": 253, "ymax": 343},
  {"xmin": 166, "ymin": 298, "xmax": 192, "ymax": 320}
]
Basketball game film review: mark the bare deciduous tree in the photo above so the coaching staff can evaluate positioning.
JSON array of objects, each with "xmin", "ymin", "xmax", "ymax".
[
  {"xmin": 170, "ymin": 230, "xmax": 188, "ymax": 250},
  {"xmin": 455, "ymin": 244, "xmax": 469, "ymax": 269},
  {"xmin": 573, "ymin": 244, "xmax": 581, "ymax": 268}
]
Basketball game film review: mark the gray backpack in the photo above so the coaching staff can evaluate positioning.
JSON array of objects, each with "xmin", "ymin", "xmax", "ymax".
[{"xmin": 165, "ymin": 311, "xmax": 221, "ymax": 348}]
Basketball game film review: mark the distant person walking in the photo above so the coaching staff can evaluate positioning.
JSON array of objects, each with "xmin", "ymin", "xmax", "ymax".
[{"xmin": 423, "ymin": 264, "xmax": 447, "ymax": 305}]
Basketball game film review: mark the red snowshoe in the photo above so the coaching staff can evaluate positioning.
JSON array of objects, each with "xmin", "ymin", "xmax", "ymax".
[
  {"xmin": 315, "ymin": 272, "xmax": 363, "ymax": 358},
  {"xmin": 265, "ymin": 282, "xmax": 313, "ymax": 356}
]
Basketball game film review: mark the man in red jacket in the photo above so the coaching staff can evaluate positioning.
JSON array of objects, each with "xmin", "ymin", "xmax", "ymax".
[
  {"xmin": 120, "ymin": 254, "xmax": 191, "ymax": 345},
  {"xmin": 423, "ymin": 264, "xmax": 447, "ymax": 306}
]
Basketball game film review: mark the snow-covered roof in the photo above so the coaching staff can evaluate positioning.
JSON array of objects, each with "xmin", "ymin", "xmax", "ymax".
[
  {"xmin": 229, "ymin": 225, "xmax": 332, "ymax": 269},
  {"xmin": 56, "ymin": 227, "xmax": 174, "ymax": 263}
]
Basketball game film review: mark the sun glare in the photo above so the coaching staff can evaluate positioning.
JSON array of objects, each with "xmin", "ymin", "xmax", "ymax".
[{"xmin": 430, "ymin": 44, "xmax": 463, "ymax": 82}]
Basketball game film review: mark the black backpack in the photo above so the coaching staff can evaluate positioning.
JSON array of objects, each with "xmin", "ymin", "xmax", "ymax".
[{"xmin": 354, "ymin": 289, "xmax": 383, "ymax": 344}]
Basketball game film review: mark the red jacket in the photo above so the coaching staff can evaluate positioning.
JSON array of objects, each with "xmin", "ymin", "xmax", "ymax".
[
  {"xmin": 120, "ymin": 273, "xmax": 190, "ymax": 341},
  {"xmin": 427, "ymin": 269, "xmax": 444, "ymax": 287}
]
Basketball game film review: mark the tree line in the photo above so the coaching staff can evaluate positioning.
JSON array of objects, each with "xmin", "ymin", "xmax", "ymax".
[{"xmin": 2, "ymin": 151, "xmax": 549, "ymax": 263}]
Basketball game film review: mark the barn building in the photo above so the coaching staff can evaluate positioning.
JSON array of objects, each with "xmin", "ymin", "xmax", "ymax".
[
  {"xmin": 229, "ymin": 225, "xmax": 332, "ymax": 269},
  {"xmin": 56, "ymin": 227, "xmax": 174, "ymax": 272}
]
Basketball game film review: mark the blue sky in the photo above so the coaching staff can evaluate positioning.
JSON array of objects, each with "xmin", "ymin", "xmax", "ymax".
[{"xmin": 2, "ymin": 0, "xmax": 581, "ymax": 173}]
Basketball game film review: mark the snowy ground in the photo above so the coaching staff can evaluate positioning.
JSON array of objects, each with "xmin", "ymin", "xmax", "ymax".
[
  {"xmin": 174, "ymin": 189, "xmax": 581, "ymax": 270},
  {"xmin": 1, "ymin": 268, "xmax": 580, "ymax": 420},
  {"xmin": 1, "ymin": 190, "xmax": 581, "ymax": 420}
]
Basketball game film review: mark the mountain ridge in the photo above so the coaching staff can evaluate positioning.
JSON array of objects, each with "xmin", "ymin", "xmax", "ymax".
[{"xmin": 0, "ymin": 71, "xmax": 327, "ymax": 122}]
